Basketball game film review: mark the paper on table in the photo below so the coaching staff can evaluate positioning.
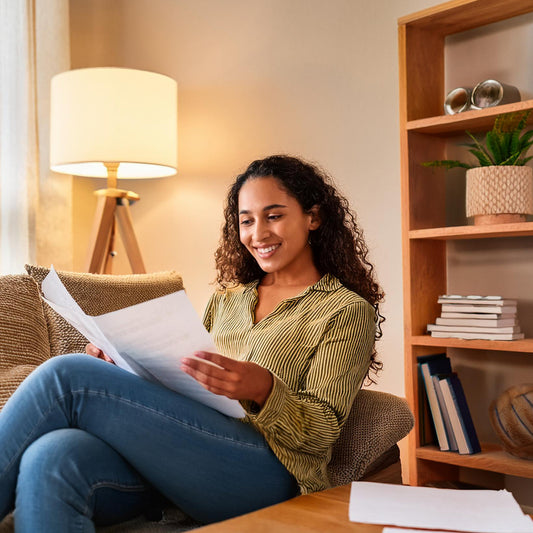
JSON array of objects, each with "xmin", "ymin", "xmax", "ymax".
[
  {"xmin": 41, "ymin": 266, "xmax": 245, "ymax": 418},
  {"xmin": 383, "ymin": 530, "xmax": 454, "ymax": 533},
  {"xmin": 383, "ymin": 530, "xmax": 458, "ymax": 533},
  {"xmin": 349, "ymin": 482, "xmax": 533, "ymax": 533}
]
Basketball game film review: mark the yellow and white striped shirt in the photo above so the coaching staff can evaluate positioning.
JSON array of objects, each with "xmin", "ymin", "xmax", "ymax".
[{"xmin": 202, "ymin": 273, "xmax": 376, "ymax": 494}]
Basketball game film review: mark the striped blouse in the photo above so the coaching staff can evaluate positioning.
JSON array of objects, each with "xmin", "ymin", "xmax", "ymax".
[{"xmin": 202, "ymin": 273, "xmax": 376, "ymax": 494}]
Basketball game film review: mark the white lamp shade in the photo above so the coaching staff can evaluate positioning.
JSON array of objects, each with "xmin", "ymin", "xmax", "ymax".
[{"xmin": 50, "ymin": 67, "xmax": 177, "ymax": 178}]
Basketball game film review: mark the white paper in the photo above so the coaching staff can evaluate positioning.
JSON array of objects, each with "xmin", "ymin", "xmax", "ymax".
[
  {"xmin": 349, "ymin": 482, "xmax": 533, "ymax": 533},
  {"xmin": 383, "ymin": 530, "xmax": 454, "ymax": 533},
  {"xmin": 383, "ymin": 530, "xmax": 457, "ymax": 533},
  {"xmin": 41, "ymin": 266, "xmax": 245, "ymax": 418}
]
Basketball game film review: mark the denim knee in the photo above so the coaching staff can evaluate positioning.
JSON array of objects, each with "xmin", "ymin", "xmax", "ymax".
[
  {"xmin": 19, "ymin": 353, "xmax": 105, "ymax": 402},
  {"xmin": 20, "ymin": 353, "xmax": 85, "ymax": 391},
  {"xmin": 16, "ymin": 429, "xmax": 95, "ymax": 517},
  {"xmin": 15, "ymin": 428, "xmax": 149, "ymax": 531},
  {"xmin": 34, "ymin": 353, "xmax": 93, "ymax": 382}
]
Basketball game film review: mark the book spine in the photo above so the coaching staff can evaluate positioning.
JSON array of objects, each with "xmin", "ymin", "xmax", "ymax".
[
  {"xmin": 439, "ymin": 378, "xmax": 470, "ymax": 454},
  {"xmin": 435, "ymin": 317, "xmax": 516, "ymax": 327},
  {"xmin": 416, "ymin": 354, "xmax": 447, "ymax": 447},
  {"xmin": 441, "ymin": 312, "xmax": 515, "ymax": 319},
  {"xmin": 418, "ymin": 363, "xmax": 433, "ymax": 446},
  {"xmin": 432, "ymin": 375, "xmax": 458, "ymax": 451},
  {"xmin": 438, "ymin": 296, "xmax": 516, "ymax": 306},
  {"xmin": 428, "ymin": 324, "xmax": 520, "ymax": 334},
  {"xmin": 440, "ymin": 304, "xmax": 517, "ymax": 314},
  {"xmin": 420, "ymin": 362, "xmax": 450, "ymax": 451},
  {"xmin": 430, "ymin": 331, "xmax": 524, "ymax": 341},
  {"xmin": 448, "ymin": 375, "xmax": 481, "ymax": 454}
]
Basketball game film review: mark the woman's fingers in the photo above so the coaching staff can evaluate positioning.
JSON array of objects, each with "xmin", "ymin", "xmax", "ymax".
[
  {"xmin": 85, "ymin": 343, "xmax": 115, "ymax": 364},
  {"xmin": 100, "ymin": 352, "xmax": 116, "ymax": 364},
  {"xmin": 181, "ymin": 355, "xmax": 233, "ymax": 388},
  {"xmin": 181, "ymin": 352, "xmax": 272, "ymax": 405},
  {"xmin": 85, "ymin": 343, "xmax": 102, "ymax": 357},
  {"xmin": 193, "ymin": 351, "xmax": 239, "ymax": 370}
]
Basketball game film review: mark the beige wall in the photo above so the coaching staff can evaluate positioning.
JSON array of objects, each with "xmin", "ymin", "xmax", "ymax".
[{"xmin": 70, "ymin": 0, "xmax": 441, "ymax": 398}]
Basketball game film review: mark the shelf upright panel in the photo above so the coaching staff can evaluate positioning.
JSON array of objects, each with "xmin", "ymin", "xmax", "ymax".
[{"xmin": 398, "ymin": 8, "xmax": 451, "ymax": 487}]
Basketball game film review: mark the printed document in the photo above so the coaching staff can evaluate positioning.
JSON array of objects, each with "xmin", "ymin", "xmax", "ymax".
[
  {"xmin": 41, "ymin": 267, "xmax": 245, "ymax": 418},
  {"xmin": 349, "ymin": 482, "xmax": 533, "ymax": 533}
]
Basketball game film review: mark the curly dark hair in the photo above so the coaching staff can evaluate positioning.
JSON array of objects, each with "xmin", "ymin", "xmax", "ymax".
[{"xmin": 215, "ymin": 155, "xmax": 385, "ymax": 381}]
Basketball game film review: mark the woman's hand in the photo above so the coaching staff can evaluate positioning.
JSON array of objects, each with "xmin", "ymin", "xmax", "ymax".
[
  {"xmin": 181, "ymin": 351, "xmax": 273, "ymax": 407},
  {"xmin": 85, "ymin": 343, "xmax": 115, "ymax": 364}
]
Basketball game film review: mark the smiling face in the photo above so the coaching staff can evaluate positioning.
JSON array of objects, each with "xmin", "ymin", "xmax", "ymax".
[{"xmin": 238, "ymin": 176, "xmax": 321, "ymax": 283}]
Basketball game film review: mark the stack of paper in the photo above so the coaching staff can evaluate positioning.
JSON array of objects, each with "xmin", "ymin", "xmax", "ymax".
[{"xmin": 349, "ymin": 482, "xmax": 533, "ymax": 532}]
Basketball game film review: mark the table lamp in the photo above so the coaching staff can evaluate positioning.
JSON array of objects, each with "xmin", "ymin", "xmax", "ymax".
[{"xmin": 50, "ymin": 67, "xmax": 178, "ymax": 274}]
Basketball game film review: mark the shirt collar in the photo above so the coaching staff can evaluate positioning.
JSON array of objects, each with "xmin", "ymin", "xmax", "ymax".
[
  {"xmin": 242, "ymin": 273, "xmax": 341, "ymax": 294},
  {"xmin": 309, "ymin": 273, "xmax": 342, "ymax": 292}
]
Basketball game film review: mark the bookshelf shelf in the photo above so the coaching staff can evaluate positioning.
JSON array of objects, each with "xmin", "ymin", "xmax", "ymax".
[
  {"xmin": 411, "ymin": 336, "xmax": 533, "ymax": 353},
  {"xmin": 416, "ymin": 444, "xmax": 533, "ymax": 479},
  {"xmin": 406, "ymin": 99, "xmax": 533, "ymax": 135},
  {"xmin": 399, "ymin": 0, "xmax": 533, "ymax": 492},
  {"xmin": 409, "ymin": 222, "xmax": 533, "ymax": 240}
]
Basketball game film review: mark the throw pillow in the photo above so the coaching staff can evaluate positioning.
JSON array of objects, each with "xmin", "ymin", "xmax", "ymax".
[
  {"xmin": 25, "ymin": 265, "xmax": 184, "ymax": 358},
  {"xmin": 0, "ymin": 275, "xmax": 50, "ymax": 409}
]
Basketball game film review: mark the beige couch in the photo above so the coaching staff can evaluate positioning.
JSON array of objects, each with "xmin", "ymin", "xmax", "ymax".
[{"xmin": 0, "ymin": 266, "xmax": 414, "ymax": 532}]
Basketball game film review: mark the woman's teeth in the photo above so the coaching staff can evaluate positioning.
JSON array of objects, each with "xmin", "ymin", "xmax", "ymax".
[{"xmin": 258, "ymin": 245, "xmax": 279, "ymax": 254}]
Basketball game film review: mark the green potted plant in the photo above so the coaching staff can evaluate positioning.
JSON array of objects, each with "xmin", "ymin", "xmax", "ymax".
[{"xmin": 423, "ymin": 110, "xmax": 533, "ymax": 225}]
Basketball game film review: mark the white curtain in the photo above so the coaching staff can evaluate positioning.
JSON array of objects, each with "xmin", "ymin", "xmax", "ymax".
[{"xmin": 0, "ymin": 0, "xmax": 72, "ymax": 274}]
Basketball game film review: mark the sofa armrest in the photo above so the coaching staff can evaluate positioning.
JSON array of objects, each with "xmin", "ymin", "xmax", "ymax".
[{"xmin": 0, "ymin": 275, "xmax": 51, "ymax": 409}]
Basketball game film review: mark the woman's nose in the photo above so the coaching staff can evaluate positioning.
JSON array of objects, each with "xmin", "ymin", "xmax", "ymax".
[{"xmin": 253, "ymin": 220, "xmax": 270, "ymax": 241}]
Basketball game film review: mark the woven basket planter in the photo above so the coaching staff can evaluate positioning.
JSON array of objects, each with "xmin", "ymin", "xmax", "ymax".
[{"xmin": 466, "ymin": 165, "xmax": 533, "ymax": 225}]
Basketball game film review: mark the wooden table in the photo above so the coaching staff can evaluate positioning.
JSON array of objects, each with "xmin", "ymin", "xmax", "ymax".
[{"xmin": 195, "ymin": 483, "xmax": 383, "ymax": 532}]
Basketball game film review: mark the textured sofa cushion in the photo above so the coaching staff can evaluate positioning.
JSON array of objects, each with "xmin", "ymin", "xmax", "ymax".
[
  {"xmin": 0, "ymin": 275, "xmax": 50, "ymax": 409},
  {"xmin": 327, "ymin": 389, "xmax": 414, "ymax": 486},
  {"xmin": 25, "ymin": 265, "xmax": 184, "ymax": 357}
]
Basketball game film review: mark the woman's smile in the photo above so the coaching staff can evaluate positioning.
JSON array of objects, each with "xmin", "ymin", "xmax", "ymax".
[{"xmin": 255, "ymin": 244, "xmax": 281, "ymax": 257}]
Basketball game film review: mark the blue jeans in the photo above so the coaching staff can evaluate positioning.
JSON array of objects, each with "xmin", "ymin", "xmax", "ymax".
[{"xmin": 0, "ymin": 354, "xmax": 298, "ymax": 532}]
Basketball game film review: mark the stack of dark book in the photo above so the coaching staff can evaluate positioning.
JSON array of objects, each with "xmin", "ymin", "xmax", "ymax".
[
  {"xmin": 427, "ymin": 294, "xmax": 523, "ymax": 341},
  {"xmin": 418, "ymin": 353, "xmax": 481, "ymax": 454}
]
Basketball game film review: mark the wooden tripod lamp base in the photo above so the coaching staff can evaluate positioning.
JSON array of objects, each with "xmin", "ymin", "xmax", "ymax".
[
  {"xmin": 85, "ymin": 162, "xmax": 147, "ymax": 274},
  {"xmin": 85, "ymin": 188, "xmax": 146, "ymax": 274}
]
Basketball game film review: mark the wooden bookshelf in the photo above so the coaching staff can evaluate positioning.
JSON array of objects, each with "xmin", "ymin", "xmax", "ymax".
[{"xmin": 399, "ymin": 0, "xmax": 533, "ymax": 491}]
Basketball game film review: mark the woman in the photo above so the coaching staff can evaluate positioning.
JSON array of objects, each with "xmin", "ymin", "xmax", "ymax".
[{"xmin": 0, "ymin": 155, "xmax": 384, "ymax": 531}]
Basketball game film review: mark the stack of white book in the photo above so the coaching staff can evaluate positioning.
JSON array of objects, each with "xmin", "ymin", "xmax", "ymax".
[{"xmin": 427, "ymin": 294, "xmax": 524, "ymax": 341}]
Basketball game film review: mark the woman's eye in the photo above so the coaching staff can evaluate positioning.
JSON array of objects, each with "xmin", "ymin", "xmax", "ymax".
[
  {"xmin": 267, "ymin": 214, "xmax": 281, "ymax": 221},
  {"xmin": 240, "ymin": 218, "xmax": 253, "ymax": 226}
]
